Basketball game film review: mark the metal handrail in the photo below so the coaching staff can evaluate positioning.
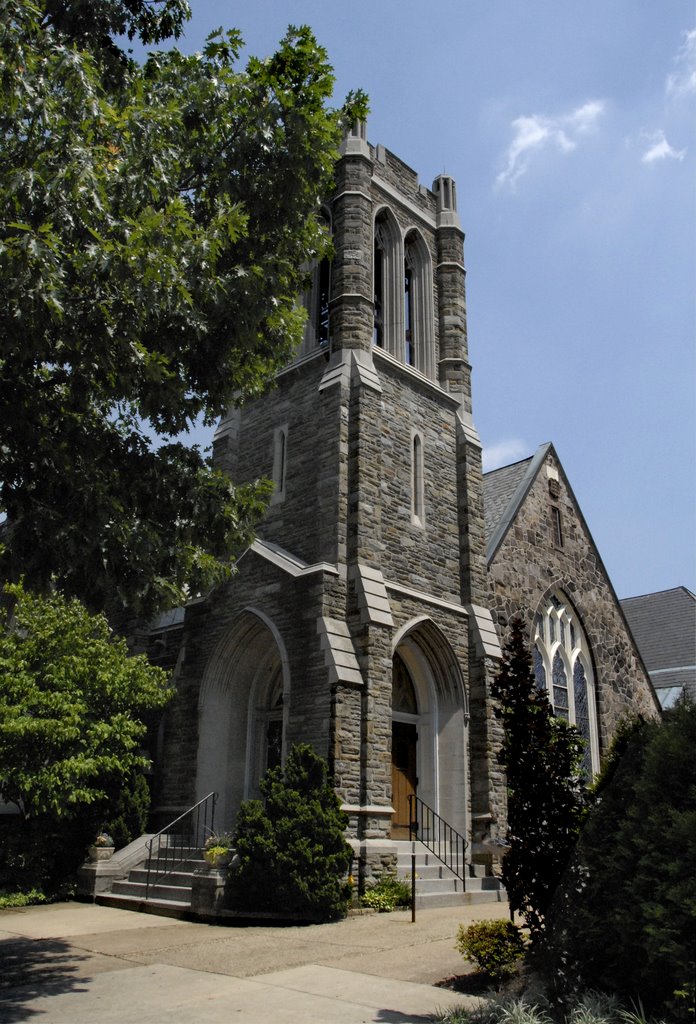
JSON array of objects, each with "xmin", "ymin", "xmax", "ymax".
[
  {"xmin": 145, "ymin": 791, "xmax": 217, "ymax": 898},
  {"xmin": 408, "ymin": 795, "xmax": 468, "ymax": 889}
]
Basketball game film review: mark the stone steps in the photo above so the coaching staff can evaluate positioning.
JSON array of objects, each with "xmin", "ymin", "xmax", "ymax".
[
  {"xmin": 392, "ymin": 840, "xmax": 505, "ymax": 908},
  {"xmin": 96, "ymin": 847, "xmax": 204, "ymax": 917}
]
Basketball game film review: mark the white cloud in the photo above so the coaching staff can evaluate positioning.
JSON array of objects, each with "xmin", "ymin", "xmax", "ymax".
[
  {"xmin": 482, "ymin": 438, "xmax": 529, "ymax": 473},
  {"xmin": 666, "ymin": 27, "xmax": 696, "ymax": 97},
  {"xmin": 496, "ymin": 101, "xmax": 605, "ymax": 189},
  {"xmin": 641, "ymin": 130, "xmax": 686, "ymax": 164}
]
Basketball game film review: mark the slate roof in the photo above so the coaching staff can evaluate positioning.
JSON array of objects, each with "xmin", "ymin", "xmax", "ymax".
[
  {"xmin": 482, "ymin": 443, "xmax": 553, "ymax": 563},
  {"xmin": 483, "ymin": 457, "xmax": 533, "ymax": 544},
  {"xmin": 619, "ymin": 588, "xmax": 696, "ymax": 705}
]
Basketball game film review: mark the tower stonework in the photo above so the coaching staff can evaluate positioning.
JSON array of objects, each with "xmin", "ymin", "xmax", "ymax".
[
  {"xmin": 152, "ymin": 125, "xmax": 501, "ymax": 880},
  {"xmin": 151, "ymin": 124, "xmax": 658, "ymax": 886}
]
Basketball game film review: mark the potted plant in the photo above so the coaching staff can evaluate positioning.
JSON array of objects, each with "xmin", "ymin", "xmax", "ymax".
[
  {"xmin": 88, "ymin": 832, "xmax": 115, "ymax": 862},
  {"xmin": 203, "ymin": 831, "xmax": 234, "ymax": 868}
]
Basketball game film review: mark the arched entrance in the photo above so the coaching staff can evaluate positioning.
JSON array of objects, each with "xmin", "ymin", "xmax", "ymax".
[
  {"xmin": 391, "ymin": 619, "xmax": 468, "ymax": 840},
  {"xmin": 391, "ymin": 653, "xmax": 419, "ymax": 837},
  {"xmin": 196, "ymin": 610, "xmax": 288, "ymax": 829}
]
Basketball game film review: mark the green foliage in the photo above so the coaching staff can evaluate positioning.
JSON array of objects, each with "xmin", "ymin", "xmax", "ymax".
[
  {"xmin": 360, "ymin": 873, "xmax": 412, "ymax": 911},
  {"xmin": 0, "ymin": 0, "xmax": 367, "ymax": 617},
  {"xmin": 98, "ymin": 770, "xmax": 151, "ymax": 850},
  {"xmin": 228, "ymin": 744, "xmax": 353, "ymax": 921},
  {"xmin": 492, "ymin": 617, "xmax": 586, "ymax": 941},
  {"xmin": 0, "ymin": 887, "xmax": 47, "ymax": 909},
  {"xmin": 455, "ymin": 919, "xmax": 526, "ymax": 987},
  {"xmin": 0, "ymin": 582, "xmax": 168, "ymax": 890},
  {"xmin": 0, "ymin": 582, "xmax": 170, "ymax": 819},
  {"xmin": 438, "ymin": 997, "xmax": 553, "ymax": 1024},
  {"xmin": 436, "ymin": 995, "xmax": 668, "ymax": 1024},
  {"xmin": 542, "ymin": 700, "xmax": 696, "ymax": 1023}
]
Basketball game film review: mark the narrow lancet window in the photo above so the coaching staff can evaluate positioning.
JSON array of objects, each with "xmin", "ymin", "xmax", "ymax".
[
  {"xmin": 412, "ymin": 433, "xmax": 424, "ymax": 524},
  {"xmin": 373, "ymin": 226, "xmax": 385, "ymax": 346},
  {"xmin": 404, "ymin": 251, "xmax": 415, "ymax": 366}
]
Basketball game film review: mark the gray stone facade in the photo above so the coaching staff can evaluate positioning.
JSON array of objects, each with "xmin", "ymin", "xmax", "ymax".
[{"xmin": 150, "ymin": 125, "xmax": 660, "ymax": 882}]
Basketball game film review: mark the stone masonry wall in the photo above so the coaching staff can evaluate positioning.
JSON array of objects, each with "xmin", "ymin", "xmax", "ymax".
[{"xmin": 488, "ymin": 448, "xmax": 659, "ymax": 762}]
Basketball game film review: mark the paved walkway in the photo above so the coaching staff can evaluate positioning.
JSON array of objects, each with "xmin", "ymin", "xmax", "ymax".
[{"xmin": 0, "ymin": 899, "xmax": 510, "ymax": 1023}]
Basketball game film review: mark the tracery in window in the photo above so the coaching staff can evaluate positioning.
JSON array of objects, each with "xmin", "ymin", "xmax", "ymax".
[{"xmin": 533, "ymin": 591, "xmax": 599, "ymax": 775}]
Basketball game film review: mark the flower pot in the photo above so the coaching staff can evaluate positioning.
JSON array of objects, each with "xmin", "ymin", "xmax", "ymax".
[
  {"xmin": 204, "ymin": 849, "xmax": 233, "ymax": 868},
  {"xmin": 88, "ymin": 846, "xmax": 114, "ymax": 862}
]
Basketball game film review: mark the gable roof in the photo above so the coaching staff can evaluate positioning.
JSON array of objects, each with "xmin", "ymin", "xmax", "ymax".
[
  {"xmin": 620, "ymin": 587, "xmax": 696, "ymax": 703},
  {"xmin": 483, "ymin": 443, "xmax": 551, "ymax": 563}
]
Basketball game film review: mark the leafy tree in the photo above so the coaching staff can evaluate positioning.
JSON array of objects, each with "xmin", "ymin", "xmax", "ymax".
[
  {"xmin": 228, "ymin": 744, "xmax": 353, "ymax": 921},
  {"xmin": 0, "ymin": 581, "xmax": 170, "ymax": 820},
  {"xmin": 0, "ymin": 0, "xmax": 366, "ymax": 616},
  {"xmin": 544, "ymin": 701, "xmax": 696, "ymax": 1022},
  {"xmin": 491, "ymin": 616, "xmax": 586, "ymax": 941}
]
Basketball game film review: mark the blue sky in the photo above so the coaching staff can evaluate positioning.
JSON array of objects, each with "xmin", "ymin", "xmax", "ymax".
[{"xmin": 162, "ymin": 1, "xmax": 695, "ymax": 600}]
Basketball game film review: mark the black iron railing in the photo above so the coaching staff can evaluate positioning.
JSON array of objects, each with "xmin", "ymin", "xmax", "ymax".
[
  {"xmin": 145, "ymin": 792, "xmax": 217, "ymax": 898},
  {"xmin": 408, "ymin": 794, "xmax": 468, "ymax": 888}
]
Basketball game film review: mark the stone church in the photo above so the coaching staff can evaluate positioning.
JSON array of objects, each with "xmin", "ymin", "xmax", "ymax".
[{"xmin": 148, "ymin": 122, "xmax": 659, "ymax": 880}]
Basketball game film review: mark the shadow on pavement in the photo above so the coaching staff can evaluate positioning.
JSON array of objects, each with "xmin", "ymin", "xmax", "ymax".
[{"xmin": 0, "ymin": 936, "xmax": 90, "ymax": 1022}]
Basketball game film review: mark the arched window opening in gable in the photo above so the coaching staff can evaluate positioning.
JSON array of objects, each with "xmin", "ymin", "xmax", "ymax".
[{"xmin": 533, "ymin": 591, "xmax": 600, "ymax": 776}]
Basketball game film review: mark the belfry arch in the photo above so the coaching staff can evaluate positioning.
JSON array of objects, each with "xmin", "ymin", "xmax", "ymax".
[
  {"xmin": 391, "ymin": 618, "xmax": 468, "ymax": 839},
  {"xmin": 196, "ymin": 609, "xmax": 289, "ymax": 829}
]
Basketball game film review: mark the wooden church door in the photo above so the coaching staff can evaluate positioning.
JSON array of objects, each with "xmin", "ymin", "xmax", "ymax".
[{"xmin": 391, "ymin": 721, "xmax": 417, "ymax": 838}]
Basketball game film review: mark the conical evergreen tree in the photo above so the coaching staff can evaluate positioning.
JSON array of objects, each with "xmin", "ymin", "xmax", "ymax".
[{"xmin": 492, "ymin": 616, "xmax": 586, "ymax": 941}]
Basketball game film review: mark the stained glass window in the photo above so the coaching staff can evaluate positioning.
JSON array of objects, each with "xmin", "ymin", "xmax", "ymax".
[
  {"xmin": 573, "ymin": 661, "xmax": 592, "ymax": 776},
  {"xmin": 552, "ymin": 652, "xmax": 569, "ymax": 720},
  {"xmin": 534, "ymin": 591, "xmax": 598, "ymax": 776},
  {"xmin": 534, "ymin": 644, "xmax": 547, "ymax": 690}
]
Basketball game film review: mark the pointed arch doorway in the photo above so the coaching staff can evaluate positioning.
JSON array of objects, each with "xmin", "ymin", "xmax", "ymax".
[
  {"xmin": 391, "ymin": 652, "xmax": 418, "ymax": 837},
  {"xmin": 391, "ymin": 619, "xmax": 469, "ymax": 842},
  {"xmin": 196, "ymin": 610, "xmax": 288, "ymax": 830}
]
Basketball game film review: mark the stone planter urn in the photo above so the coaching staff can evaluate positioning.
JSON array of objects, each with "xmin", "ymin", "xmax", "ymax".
[
  {"xmin": 204, "ymin": 849, "xmax": 233, "ymax": 869},
  {"xmin": 88, "ymin": 845, "xmax": 115, "ymax": 862}
]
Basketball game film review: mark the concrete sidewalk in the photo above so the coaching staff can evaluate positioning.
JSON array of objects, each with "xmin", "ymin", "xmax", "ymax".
[{"xmin": 0, "ymin": 899, "xmax": 511, "ymax": 1023}]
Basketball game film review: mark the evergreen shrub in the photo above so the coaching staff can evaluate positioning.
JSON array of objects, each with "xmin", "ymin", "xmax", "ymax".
[
  {"xmin": 228, "ymin": 744, "xmax": 352, "ymax": 921},
  {"xmin": 492, "ymin": 617, "xmax": 586, "ymax": 942},
  {"xmin": 455, "ymin": 919, "xmax": 526, "ymax": 986},
  {"xmin": 543, "ymin": 700, "xmax": 696, "ymax": 1022}
]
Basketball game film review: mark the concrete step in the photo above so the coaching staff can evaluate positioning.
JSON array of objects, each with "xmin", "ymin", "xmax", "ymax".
[
  {"xmin": 96, "ymin": 892, "xmax": 192, "ymax": 918},
  {"xmin": 415, "ymin": 889, "xmax": 507, "ymax": 909},
  {"xmin": 110, "ymin": 879, "xmax": 193, "ymax": 903},
  {"xmin": 127, "ymin": 868, "xmax": 198, "ymax": 887}
]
